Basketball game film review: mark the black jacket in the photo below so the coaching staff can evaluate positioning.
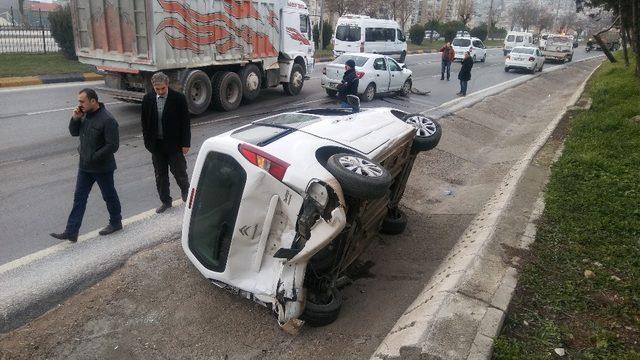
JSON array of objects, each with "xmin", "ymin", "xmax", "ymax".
[
  {"xmin": 141, "ymin": 88, "xmax": 191, "ymax": 153},
  {"xmin": 69, "ymin": 103, "xmax": 119, "ymax": 173},
  {"xmin": 458, "ymin": 57, "xmax": 474, "ymax": 81},
  {"xmin": 337, "ymin": 68, "xmax": 359, "ymax": 101}
]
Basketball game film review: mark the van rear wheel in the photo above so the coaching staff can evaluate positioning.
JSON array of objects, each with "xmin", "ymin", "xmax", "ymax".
[{"xmin": 399, "ymin": 51, "xmax": 406, "ymax": 63}]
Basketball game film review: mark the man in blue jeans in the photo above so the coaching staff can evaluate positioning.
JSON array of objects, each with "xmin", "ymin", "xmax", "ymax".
[{"xmin": 50, "ymin": 89, "xmax": 122, "ymax": 242}]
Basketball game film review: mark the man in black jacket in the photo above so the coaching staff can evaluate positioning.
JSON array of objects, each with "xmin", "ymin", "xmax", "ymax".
[
  {"xmin": 50, "ymin": 88, "xmax": 122, "ymax": 242},
  {"xmin": 337, "ymin": 59, "xmax": 359, "ymax": 108},
  {"xmin": 457, "ymin": 51, "xmax": 474, "ymax": 96},
  {"xmin": 141, "ymin": 72, "xmax": 191, "ymax": 213}
]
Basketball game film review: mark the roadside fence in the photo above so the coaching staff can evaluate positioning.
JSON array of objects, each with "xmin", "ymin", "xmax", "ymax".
[{"xmin": 0, "ymin": 9, "xmax": 60, "ymax": 54}]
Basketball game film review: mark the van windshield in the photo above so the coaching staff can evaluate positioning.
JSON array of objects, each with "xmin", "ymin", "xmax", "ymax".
[
  {"xmin": 507, "ymin": 35, "xmax": 515, "ymax": 42},
  {"xmin": 516, "ymin": 35, "xmax": 524, "ymax": 42},
  {"xmin": 452, "ymin": 38, "xmax": 470, "ymax": 47},
  {"xmin": 336, "ymin": 25, "xmax": 361, "ymax": 42}
]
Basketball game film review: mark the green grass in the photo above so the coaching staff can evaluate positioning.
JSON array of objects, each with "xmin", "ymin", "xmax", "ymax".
[
  {"xmin": 493, "ymin": 53, "xmax": 640, "ymax": 359},
  {"xmin": 0, "ymin": 53, "xmax": 94, "ymax": 77}
]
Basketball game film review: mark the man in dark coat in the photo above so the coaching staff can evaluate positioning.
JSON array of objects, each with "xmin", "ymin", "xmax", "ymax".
[
  {"xmin": 50, "ymin": 88, "xmax": 122, "ymax": 242},
  {"xmin": 141, "ymin": 72, "xmax": 191, "ymax": 213},
  {"xmin": 439, "ymin": 42, "xmax": 455, "ymax": 80},
  {"xmin": 457, "ymin": 51, "xmax": 474, "ymax": 96},
  {"xmin": 337, "ymin": 59, "xmax": 359, "ymax": 107}
]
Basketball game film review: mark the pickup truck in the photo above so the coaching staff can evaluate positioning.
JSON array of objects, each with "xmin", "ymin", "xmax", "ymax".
[{"xmin": 541, "ymin": 35, "xmax": 573, "ymax": 62}]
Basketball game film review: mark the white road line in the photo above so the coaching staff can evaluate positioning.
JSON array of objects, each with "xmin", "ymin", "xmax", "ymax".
[
  {"xmin": 0, "ymin": 80, "xmax": 103, "ymax": 93},
  {"xmin": 0, "ymin": 199, "xmax": 183, "ymax": 275},
  {"xmin": 192, "ymin": 114, "xmax": 240, "ymax": 127},
  {"xmin": 25, "ymin": 101, "xmax": 123, "ymax": 116}
]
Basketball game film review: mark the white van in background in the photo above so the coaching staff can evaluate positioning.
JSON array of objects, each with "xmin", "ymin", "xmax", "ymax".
[
  {"xmin": 333, "ymin": 15, "xmax": 408, "ymax": 62},
  {"xmin": 503, "ymin": 31, "xmax": 534, "ymax": 56}
]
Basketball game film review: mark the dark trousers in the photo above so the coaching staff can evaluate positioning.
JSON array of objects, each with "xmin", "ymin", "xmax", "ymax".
[
  {"xmin": 460, "ymin": 80, "xmax": 468, "ymax": 95},
  {"xmin": 441, "ymin": 60, "xmax": 451, "ymax": 79},
  {"xmin": 151, "ymin": 143, "xmax": 189, "ymax": 204},
  {"xmin": 66, "ymin": 170, "xmax": 122, "ymax": 235}
]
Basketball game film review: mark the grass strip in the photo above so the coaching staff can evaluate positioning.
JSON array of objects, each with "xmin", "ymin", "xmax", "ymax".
[
  {"xmin": 0, "ymin": 53, "xmax": 94, "ymax": 77},
  {"xmin": 493, "ymin": 54, "xmax": 640, "ymax": 358}
]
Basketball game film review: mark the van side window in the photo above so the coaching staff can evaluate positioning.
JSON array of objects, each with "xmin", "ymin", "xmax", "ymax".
[
  {"xmin": 366, "ymin": 28, "xmax": 384, "ymax": 42},
  {"xmin": 373, "ymin": 58, "xmax": 387, "ymax": 70},
  {"xmin": 384, "ymin": 28, "xmax": 395, "ymax": 41},
  {"xmin": 396, "ymin": 29, "xmax": 405, "ymax": 42}
]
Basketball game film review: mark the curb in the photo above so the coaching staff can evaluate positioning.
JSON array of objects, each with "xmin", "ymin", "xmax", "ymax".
[
  {"xmin": 371, "ymin": 60, "xmax": 602, "ymax": 360},
  {"xmin": 0, "ymin": 72, "xmax": 103, "ymax": 88}
]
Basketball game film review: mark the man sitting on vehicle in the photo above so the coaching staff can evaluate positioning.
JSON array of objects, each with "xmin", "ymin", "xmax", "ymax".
[{"xmin": 337, "ymin": 59, "xmax": 359, "ymax": 108}]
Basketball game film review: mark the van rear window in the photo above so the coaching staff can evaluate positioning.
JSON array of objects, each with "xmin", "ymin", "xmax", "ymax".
[
  {"xmin": 336, "ymin": 25, "xmax": 361, "ymax": 41},
  {"xmin": 453, "ymin": 38, "xmax": 470, "ymax": 47}
]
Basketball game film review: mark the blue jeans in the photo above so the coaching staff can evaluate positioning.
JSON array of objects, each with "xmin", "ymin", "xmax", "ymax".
[
  {"xmin": 66, "ymin": 170, "xmax": 122, "ymax": 235},
  {"xmin": 460, "ymin": 80, "xmax": 468, "ymax": 95},
  {"xmin": 441, "ymin": 60, "xmax": 451, "ymax": 79},
  {"xmin": 340, "ymin": 101, "xmax": 351, "ymax": 108}
]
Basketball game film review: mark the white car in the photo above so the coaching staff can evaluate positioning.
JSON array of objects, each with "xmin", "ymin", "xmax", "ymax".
[
  {"xmin": 504, "ymin": 46, "xmax": 545, "ymax": 73},
  {"xmin": 452, "ymin": 37, "xmax": 487, "ymax": 62},
  {"xmin": 181, "ymin": 103, "xmax": 442, "ymax": 329},
  {"xmin": 321, "ymin": 53, "xmax": 412, "ymax": 102}
]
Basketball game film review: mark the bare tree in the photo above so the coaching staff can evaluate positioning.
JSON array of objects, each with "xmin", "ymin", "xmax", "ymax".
[
  {"xmin": 536, "ymin": 9, "xmax": 554, "ymax": 33},
  {"xmin": 510, "ymin": 0, "xmax": 540, "ymax": 31},
  {"xmin": 557, "ymin": 12, "xmax": 577, "ymax": 33},
  {"xmin": 395, "ymin": 0, "xmax": 414, "ymax": 30},
  {"xmin": 458, "ymin": 0, "xmax": 474, "ymax": 27},
  {"xmin": 326, "ymin": 0, "xmax": 353, "ymax": 17}
]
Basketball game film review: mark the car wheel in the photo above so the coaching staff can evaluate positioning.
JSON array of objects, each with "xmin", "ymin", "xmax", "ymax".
[
  {"xmin": 403, "ymin": 113, "xmax": 442, "ymax": 152},
  {"xmin": 504, "ymin": 67, "xmax": 510, "ymax": 72},
  {"xmin": 380, "ymin": 208, "xmax": 407, "ymax": 235},
  {"xmin": 481, "ymin": 53, "xmax": 486, "ymax": 62},
  {"xmin": 283, "ymin": 63, "xmax": 305, "ymax": 96},
  {"xmin": 240, "ymin": 64, "xmax": 261, "ymax": 102},
  {"xmin": 568, "ymin": 55, "xmax": 573, "ymax": 62},
  {"xmin": 503, "ymin": 50, "xmax": 508, "ymax": 56},
  {"xmin": 399, "ymin": 79, "xmax": 411, "ymax": 96},
  {"xmin": 302, "ymin": 287, "xmax": 342, "ymax": 327},
  {"xmin": 325, "ymin": 88, "xmax": 337, "ymax": 98},
  {"xmin": 326, "ymin": 153, "xmax": 392, "ymax": 199},
  {"xmin": 211, "ymin": 71, "xmax": 243, "ymax": 112},
  {"xmin": 399, "ymin": 50, "xmax": 406, "ymax": 63},
  {"xmin": 362, "ymin": 83, "xmax": 376, "ymax": 102},
  {"xmin": 182, "ymin": 69, "xmax": 212, "ymax": 115}
]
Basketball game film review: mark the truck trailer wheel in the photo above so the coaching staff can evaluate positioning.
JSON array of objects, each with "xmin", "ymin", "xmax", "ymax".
[
  {"xmin": 182, "ymin": 70, "xmax": 212, "ymax": 115},
  {"xmin": 211, "ymin": 71, "xmax": 243, "ymax": 112},
  {"xmin": 240, "ymin": 64, "xmax": 261, "ymax": 102},
  {"xmin": 283, "ymin": 63, "xmax": 304, "ymax": 96}
]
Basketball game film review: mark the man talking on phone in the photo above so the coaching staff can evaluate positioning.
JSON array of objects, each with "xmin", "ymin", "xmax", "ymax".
[{"xmin": 50, "ymin": 88, "xmax": 122, "ymax": 242}]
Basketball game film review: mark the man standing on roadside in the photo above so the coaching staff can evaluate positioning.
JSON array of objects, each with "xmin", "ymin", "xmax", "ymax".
[
  {"xmin": 457, "ymin": 51, "xmax": 474, "ymax": 96},
  {"xmin": 439, "ymin": 42, "xmax": 455, "ymax": 81},
  {"xmin": 50, "ymin": 89, "xmax": 122, "ymax": 242},
  {"xmin": 141, "ymin": 72, "xmax": 191, "ymax": 213}
]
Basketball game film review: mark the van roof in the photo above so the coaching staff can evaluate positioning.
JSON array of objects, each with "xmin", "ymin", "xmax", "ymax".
[{"xmin": 336, "ymin": 16, "xmax": 400, "ymax": 27}]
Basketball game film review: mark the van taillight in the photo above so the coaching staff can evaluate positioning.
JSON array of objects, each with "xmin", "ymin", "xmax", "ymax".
[
  {"xmin": 356, "ymin": 71, "xmax": 365, "ymax": 78},
  {"xmin": 238, "ymin": 143, "xmax": 290, "ymax": 181},
  {"xmin": 360, "ymin": 42, "xmax": 364, "ymax": 52},
  {"xmin": 188, "ymin": 188, "xmax": 196, "ymax": 209}
]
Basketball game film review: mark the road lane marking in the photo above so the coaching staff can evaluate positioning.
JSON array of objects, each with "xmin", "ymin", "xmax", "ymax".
[
  {"xmin": 0, "ymin": 80, "xmax": 103, "ymax": 93},
  {"xmin": 25, "ymin": 101, "xmax": 124, "ymax": 116}
]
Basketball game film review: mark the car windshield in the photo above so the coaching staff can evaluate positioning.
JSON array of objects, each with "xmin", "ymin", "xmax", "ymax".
[
  {"xmin": 512, "ymin": 47, "xmax": 534, "ymax": 54},
  {"xmin": 254, "ymin": 113, "xmax": 321, "ymax": 129},
  {"xmin": 452, "ymin": 38, "xmax": 470, "ymax": 47},
  {"xmin": 333, "ymin": 55, "xmax": 368, "ymax": 67},
  {"xmin": 335, "ymin": 25, "xmax": 361, "ymax": 41}
]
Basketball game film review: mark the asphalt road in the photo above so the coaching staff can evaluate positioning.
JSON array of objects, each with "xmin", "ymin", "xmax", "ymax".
[{"xmin": 0, "ymin": 48, "xmax": 599, "ymax": 265}]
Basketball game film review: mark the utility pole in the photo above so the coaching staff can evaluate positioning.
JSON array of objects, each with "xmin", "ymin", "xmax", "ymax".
[
  {"xmin": 486, "ymin": 0, "xmax": 494, "ymax": 40},
  {"xmin": 319, "ymin": 0, "xmax": 325, "ymax": 49}
]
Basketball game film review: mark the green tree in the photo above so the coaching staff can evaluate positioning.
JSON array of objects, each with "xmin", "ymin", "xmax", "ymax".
[
  {"xmin": 313, "ymin": 20, "xmax": 333, "ymax": 50},
  {"xmin": 409, "ymin": 24, "xmax": 425, "ymax": 45},
  {"xmin": 440, "ymin": 20, "xmax": 466, "ymax": 42},
  {"xmin": 470, "ymin": 23, "xmax": 488, "ymax": 40},
  {"xmin": 49, "ymin": 5, "xmax": 76, "ymax": 60}
]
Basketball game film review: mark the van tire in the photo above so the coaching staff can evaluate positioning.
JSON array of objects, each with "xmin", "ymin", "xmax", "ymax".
[
  {"xmin": 503, "ymin": 50, "xmax": 508, "ymax": 56},
  {"xmin": 362, "ymin": 83, "xmax": 376, "ymax": 102},
  {"xmin": 283, "ymin": 63, "xmax": 304, "ymax": 96},
  {"xmin": 240, "ymin": 64, "xmax": 261, "ymax": 102},
  {"xmin": 399, "ymin": 51, "xmax": 406, "ymax": 63},
  {"xmin": 211, "ymin": 71, "xmax": 243, "ymax": 112},
  {"xmin": 302, "ymin": 287, "xmax": 342, "ymax": 327},
  {"xmin": 182, "ymin": 70, "xmax": 212, "ymax": 115},
  {"xmin": 481, "ymin": 53, "xmax": 486, "ymax": 62},
  {"xmin": 325, "ymin": 89, "xmax": 337, "ymax": 98},
  {"xmin": 326, "ymin": 153, "xmax": 392, "ymax": 200}
]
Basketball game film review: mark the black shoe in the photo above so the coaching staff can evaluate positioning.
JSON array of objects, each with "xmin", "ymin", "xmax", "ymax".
[
  {"xmin": 99, "ymin": 223, "xmax": 122, "ymax": 236},
  {"xmin": 181, "ymin": 191, "xmax": 188, "ymax": 202},
  {"xmin": 447, "ymin": 78, "xmax": 450, "ymax": 81},
  {"xmin": 440, "ymin": 77, "xmax": 444, "ymax": 80},
  {"xmin": 156, "ymin": 203, "xmax": 172, "ymax": 213},
  {"xmin": 50, "ymin": 232, "xmax": 78, "ymax": 242}
]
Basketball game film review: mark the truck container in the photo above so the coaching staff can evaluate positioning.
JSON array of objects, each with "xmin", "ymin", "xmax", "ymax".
[{"xmin": 70, "ymin": 0, "xmax": 315, "ymax": 114}]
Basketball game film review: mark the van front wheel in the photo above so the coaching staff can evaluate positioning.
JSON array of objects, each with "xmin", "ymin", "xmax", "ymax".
[{"xmin": 399, "ymin": 51, "xmax": 406, "ymax": 63}]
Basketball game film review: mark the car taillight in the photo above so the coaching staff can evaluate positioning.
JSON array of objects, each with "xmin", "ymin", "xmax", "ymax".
[
  {"xmin": 238, "ymin": 143, "xmax": 290, "ymax": 181},
  {"xmin": 322, "ymin": 67, "xmax": 326, "ymax": 75},
  {"xmin": 188, "ymin": 188, "xmax": 196, "ymax": 209},
  {"xmin": 360, "ymin": 42, "xmax": 364, "ymax": 52},
  {"xmin": 528, "ymin": 56, "xmax": 535, "ymax": 61},
  {"xmin": 356, "ymin": 70, "xmax": 365, "ymax": 78}
]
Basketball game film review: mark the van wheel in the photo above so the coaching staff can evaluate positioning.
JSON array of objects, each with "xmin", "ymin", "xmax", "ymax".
[
  {"xmin": 362, "ymin": 83, "xmax": 376, "ymax": 102},
  {"xmin": 403, "ymin": 113, "xmax": 442, "ymax": 152},
  {"xmin": 503, "ymin": 50, "xmax": 508, "ymax": 56},
  {"xmin": 399, "ymin": 51, "xmax": 406, "ymax": 63},
  {"xmin": 326, "ymin": 153, "xmax": 392, "ymax": 200},
  {"xmin": 481, "ymin": 53, "xmax": 486, "ymax": 62},
  {"xmin": 182, "ymin": 70, "xmax": 212, "ymax": 115},
  {"xmin": 240, "ymin": 64, "xmax": 261, "ymax": 102},
  {"xmin": 211, "ymin": 71, "xmax": 243, "ymax": 112},
  {"xmin": 283, "ymin": 63, "xmax": 304, "ymax": 96},
  {"xmin": 380, "ymin": 208, "xmax": 407, "ymax": 235},
  {"xmin": 302, "ymin": 287, "xmax": 342, "ymax": 327},
  {"xmin": 325, "ymin": 89, "xmax": 337, "ymax": 98}
]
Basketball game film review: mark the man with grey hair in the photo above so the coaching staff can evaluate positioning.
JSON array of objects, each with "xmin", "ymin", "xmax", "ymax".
[{"xmin": 141, "ymin": 72, "xmax": 191, "ymax": 213}]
